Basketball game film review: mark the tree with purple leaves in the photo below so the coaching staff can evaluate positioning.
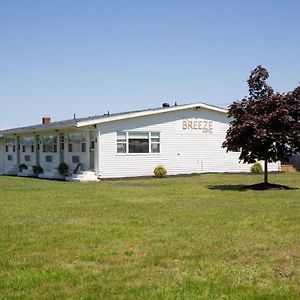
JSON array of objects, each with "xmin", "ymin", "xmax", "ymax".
[{"xmin": 223, "ymin": 65, "xmax": 300, "ymax": 186}]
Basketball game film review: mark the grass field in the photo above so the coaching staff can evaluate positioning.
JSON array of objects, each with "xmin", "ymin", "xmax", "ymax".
[{"xmin": 0, "ymin": 173, "xmax": 300, "ymax": 299}]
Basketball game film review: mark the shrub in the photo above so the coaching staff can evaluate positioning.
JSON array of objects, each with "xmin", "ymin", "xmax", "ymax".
[
  {"xmin": 251, "ymin": 162, "xmax": 263, "ymax": 173},
  {"xmin": 57, "ymin": 163, "xmax": 69, "ymax": 176},
  {"xmin": 154, "ymin": 165, "xmax": 167, "ymax": 178},
  {"xmin": 19, "ymin": 164, "xmax": 28, "ymax": 172},
  {"xmin": 32, "ymin": 165, "xmax": 43, "ymax": 175}
]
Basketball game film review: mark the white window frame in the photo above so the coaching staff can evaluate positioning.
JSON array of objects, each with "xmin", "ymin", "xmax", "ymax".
[
  {"xmin": 5, "ymin": 137, "xmax": 16, "ymax": 153},
  {"xmin": 68, "ymin": 132, "xmax": 86, "ymax": 153},
  {"xmin": 42, "ymin": 135, "xmax": 58, "ymax": 153},
  {"xmin": 116, "ymin": 131, "xmax": 161, "ymax": 155},
  {"xmin": 21, "ymin": 137, "xmax": 34, "ymax": 153}
]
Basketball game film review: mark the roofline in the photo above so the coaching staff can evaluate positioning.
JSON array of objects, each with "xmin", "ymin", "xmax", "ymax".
[
  {"xmin": 0, "ymin": 102, "xmax": 228, "ymax": 136},
  {"xmin": 76, "ymin": 102, "xmax": 227, "ymax": 128},
  {"xmin": 0, "ymin": 124, "xmax": 77, "ymax": 136}
]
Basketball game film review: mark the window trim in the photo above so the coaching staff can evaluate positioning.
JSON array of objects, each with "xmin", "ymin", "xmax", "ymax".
[
  {"xmin": 20, "ymin": 137, "xmax": 35, "ymax": 153},
  {"xmin": 116, "ymin": 131, "xmax": 161, "ymax": 155},
  {"xmin": 67, "ymin": 132, "xmax": 86, "ymax": 153},
  {"xmin": 5, "ymin": 138, "xmax": 16, "ymax": 153},
  {"xmin": 45, "ymin": 155, "xmax": 53, "ymax": 163},
  {"xmin": 42, "ymin": 135, "xmax": 58, "ymax": 153}
]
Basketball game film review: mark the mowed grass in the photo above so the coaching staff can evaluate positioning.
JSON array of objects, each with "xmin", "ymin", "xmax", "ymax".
[{"xmin": 0, "ymin": 173, "xmax": 300, "ymax": 299}]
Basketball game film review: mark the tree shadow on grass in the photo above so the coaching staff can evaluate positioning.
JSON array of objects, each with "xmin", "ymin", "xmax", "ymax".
[
  {"xmin": 208, "ymin": 183, "xmax": 298, "ymax": 191},
  {"xmin": 208, "ymin": 184, "xmax": 249, "ymax": 191}
]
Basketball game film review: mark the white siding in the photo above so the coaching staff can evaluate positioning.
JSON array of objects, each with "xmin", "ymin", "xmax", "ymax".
[
  {"xmin": 0, "ymin": 138, "xmax": 4, "ymax": 171},
  {"xmin": 39, "ymin": 153, "xmax": 60, "ymax": 171},
  {"xmin": 98, "ymin": 108, "xmax": 279, "ymax": 178}
]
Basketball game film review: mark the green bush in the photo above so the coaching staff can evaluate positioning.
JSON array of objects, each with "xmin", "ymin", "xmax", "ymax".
[
  {"xmin": 32, "ymin": 165, "xmax": 43, "ymax": 175},
  {"xmin": 154, "ymin": 165, "xmax": 167, "ymax": 178},
  {"xmin": 251, "ymin": 162, "xmax": 263, "ymax": 173},
  {"xmin": 19, "ymin": 164, "xmax": 28, "ymax": 172},
  {"xmin": 57, "ymin": 163, "xmax": 69, "ymax": 176}
]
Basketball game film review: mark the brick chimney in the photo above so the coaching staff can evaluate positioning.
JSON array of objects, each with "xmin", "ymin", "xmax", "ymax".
[{"xmin": 42, "ymin": 117, "xmax": 51, "ymax": 125}]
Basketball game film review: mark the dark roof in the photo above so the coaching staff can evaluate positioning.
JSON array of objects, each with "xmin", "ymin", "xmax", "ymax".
[
  {"xmin": 0, "ymin": 102, "xmax": 227, "ymax": 135},
  {"xmin": 0, "ymin": 107, "xmax": 162, "ymax": 135}
]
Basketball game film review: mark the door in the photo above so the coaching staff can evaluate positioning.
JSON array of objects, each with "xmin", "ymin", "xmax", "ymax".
[{"xmin": 89, "ymin": 131, "xmax": 95, "ymax": 170}]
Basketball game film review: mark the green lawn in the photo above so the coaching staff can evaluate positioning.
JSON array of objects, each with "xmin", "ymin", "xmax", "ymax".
[{"xmin": 0, "ymin": 173, "xmax": 299, "ymax": 299}]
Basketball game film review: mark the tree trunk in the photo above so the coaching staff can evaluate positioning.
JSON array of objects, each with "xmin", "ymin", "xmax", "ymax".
[{"xmin": 264, "ymin": 160, "xmax": 268, "ymax": 184}]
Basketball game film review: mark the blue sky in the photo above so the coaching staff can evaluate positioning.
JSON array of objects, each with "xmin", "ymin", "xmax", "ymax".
[{"xmin": 1, "ymin": 0, "xmax": 300, "ymax": 128}]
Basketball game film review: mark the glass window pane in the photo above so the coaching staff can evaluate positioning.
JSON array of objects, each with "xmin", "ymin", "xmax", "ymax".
[
  {"xmin": 45, "ymin": 155, "xmax": 52, "ymax": 162},
  {"xmin": 72, "ymin": 143, "xmax": 81, "ymax": 152},
  {"xmin": 117, "ymin": 132, "xmax": 126, "ymax": 142},
  {"xmin": 151, "ymin": 143, "xmax": 160, "ymax": 153},
  {"xmin": 151, "ymin": 132, "xmax": 160, "ymax": 138},
  {"xmin": 129, "ymin": 139, "xmax": 149, "ymax": 153},
  {"xmin": 128, "ymin": 132, "xmax": 149, "ymax": 139},
  {"xmin": 90, "ymin": 141, "xmax": 95, "ymax": 150},
  {"xmin": 151, "ymin": 138, "xmax": 160, "ymax": 143},
  {"xmin": 117, "ymin": 143, "xmax": 126, "ymax": 153},
  {"xmin": 68, "ymin": 133, "xmax": 81, "ymax": 143},
  {"xmin": 72, "ymin": 156, "xmax": 80, "ymax": 163}
]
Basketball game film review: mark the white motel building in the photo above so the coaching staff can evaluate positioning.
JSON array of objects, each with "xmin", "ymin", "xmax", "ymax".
[{"xmin": 0, "ymin": 102, "xmax": 279, "ymax": 181}]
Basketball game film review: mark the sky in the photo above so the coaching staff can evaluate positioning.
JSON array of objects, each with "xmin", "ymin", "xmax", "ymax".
[{"xmin": 1, "ymin": 0, "xmax": 300, "ymax": 129}]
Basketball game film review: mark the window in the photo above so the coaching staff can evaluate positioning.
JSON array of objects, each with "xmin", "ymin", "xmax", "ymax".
[
  {"xmin": 20, "ymin": 137, "xmax": 34, "ymax": 153},
  {"xmin": 117, "ymin": 132, "xmax": 126, "ymax": 153},
  {"xmin": 129, "ymin": 132, "xmax": 149, "ymax": 153},
  {"xmin": 5, "ymin": 138, "xmax": 15, "ymax": 153},
  {"xmin": 42, "ymin": 135, "xmax": 57, "ymax": 153},
  {"xmin": 60, "ymin": 135, "xmax": 65, "ymax": 151},
  {"xmin": 25, "ymin": 155, "xmax": 31, "ymax": 162},
  {"xmin": 116, "ymin": 132, "xmax": 160, "ymax": 154},
  {"xmin": 151, "ymin": 132, "xmax": 160, "ymax": 153},
  {"xmin": 45, "ymin": 155, "xmax": 52, "ymax": 163},
  {"xmin": 90, "ymin": 132, "xmax": 95, "ymax": 150},
  {"xmin": 68, "ymin": 133, "xmax": 86, "ymax": 152},
  {"xmin": 7, "ymin": 155, "xmax": 13, "ymax": 161},
  {"xmin": 72, "ymin": 156, "xmax": 80, "ymax": 163}
]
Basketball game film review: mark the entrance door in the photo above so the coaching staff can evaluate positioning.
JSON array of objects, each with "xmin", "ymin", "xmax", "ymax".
[{"xmin": 89, "ymin": 131, "xmax": 95, "ymax": 170}]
